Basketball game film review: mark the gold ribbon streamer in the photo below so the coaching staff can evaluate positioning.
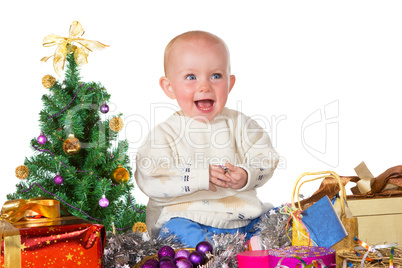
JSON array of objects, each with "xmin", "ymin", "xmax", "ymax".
[
  {"xmin": 41, "ymin": 21, "xmax": 109, "ymax": 76},
  {"xmin": 1, "ymin": 198, "xmax": 61, "ymax": 268}
]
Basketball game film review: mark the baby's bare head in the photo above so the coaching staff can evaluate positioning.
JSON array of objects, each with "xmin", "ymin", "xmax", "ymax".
[{"xmin": 163, "ymin": 31, "xmax": 231, "ymax": 77}]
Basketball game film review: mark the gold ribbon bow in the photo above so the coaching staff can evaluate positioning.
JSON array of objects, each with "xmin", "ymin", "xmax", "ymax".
[
  {"xmin": 1, "ymin": 198, "xmax": 60, "ymax": 268},
  {"xmin": 41, "ymin": 21, "xmax": 109, "ymax": 76}
]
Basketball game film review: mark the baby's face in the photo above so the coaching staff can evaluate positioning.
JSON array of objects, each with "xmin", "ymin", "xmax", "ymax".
[{"xmin": 163, "ymin": 38, "xmax": 235, "ymax": 122}]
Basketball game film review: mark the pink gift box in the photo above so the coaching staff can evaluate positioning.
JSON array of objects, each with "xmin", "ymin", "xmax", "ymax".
[
  {"xmin": 268, "ymin": 246, "xmax": 336, "ymax": 268},
  {"xmin": 237, "ymin": 246, "xmax": 336, "ymax": 268},
  {"xmin": 237, "ymin": 250, "xmax": 271, "ymax": 268}
]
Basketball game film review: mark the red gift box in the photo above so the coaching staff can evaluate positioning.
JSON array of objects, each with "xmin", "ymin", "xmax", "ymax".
[{"xmin": 1, "ymin": 216, "xmax": 105, "ymax": 268}]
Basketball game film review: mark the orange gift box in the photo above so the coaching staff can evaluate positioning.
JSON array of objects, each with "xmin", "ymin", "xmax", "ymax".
[{"xmin": 1, "ymin": 204, "xmax": 106, "ymax": 268}]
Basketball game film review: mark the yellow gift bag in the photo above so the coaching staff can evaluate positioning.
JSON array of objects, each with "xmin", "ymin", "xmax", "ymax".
[{"xmin": 289, "ymin": 171, "xmax": 352, "ymax": 247}]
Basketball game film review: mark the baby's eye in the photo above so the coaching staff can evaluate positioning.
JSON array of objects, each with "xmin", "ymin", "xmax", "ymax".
[
  {"xmin": 186, "ymin": 74, "xmax": 196, "ymax": 80},
  {"xmin": 212, "ymin": 73, "xmax": 221, "ymax": 79}
]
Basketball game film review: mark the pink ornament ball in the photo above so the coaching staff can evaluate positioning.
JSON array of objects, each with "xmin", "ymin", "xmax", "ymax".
[
  {"xmin": 189, "ymin": 251, "xmax": 206, "ymax": 266},
  {"xmin": 37, "ymin": 133, "xmax": 47, "ymax": 144},
  {"xmin": 174, "ymin": 257, "xmax": 186, "ymax": 264},
  {"xmin": 158, "ymin": 246, "xmax": 175, "ymax": 260},
  {"xmin": 141, "ymin": 259, "xmax": 159, "ymax": 268},
  {"xmin": 98, "ymin": 195, "xmax": 109, "ymax": 208},
  {"xmin": 196, "ymin": 241, "xmax": 213, "ymax": 254},
  {"xmin": 176, "ymin": 258, "xmax": 193, "ymax": 268},
  {"xmin": 53, "ymin": 174, "xmax": 63, "ymax": 185},
  {"xmin": 174, "ymin": 249, "xmax": 190, "ymax": 260}
]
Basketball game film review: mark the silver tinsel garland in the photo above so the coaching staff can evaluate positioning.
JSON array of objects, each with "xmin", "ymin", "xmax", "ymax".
[
  {"xmin": 203, "ymin": 232, "xmax": 248, "ymax": 268},
  {"xmin": 103, "ymin": 232, "xmax": 185, "ymax": 268},
  {"xmin": 257, "ymin": 208, "xmax": 293, "ymax": 250},
  {"xmin": 103, "ymin": 207, "xmax": 292, "ymax": 268}
]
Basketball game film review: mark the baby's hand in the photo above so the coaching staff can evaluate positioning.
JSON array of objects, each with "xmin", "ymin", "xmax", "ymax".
[
  {"xmin": 209, "ymin": 165, "xmax": 231, "ymax": 192},
  {"xmin": 224, "ymin": 162, "xmax": 248, "ymax": 189}
]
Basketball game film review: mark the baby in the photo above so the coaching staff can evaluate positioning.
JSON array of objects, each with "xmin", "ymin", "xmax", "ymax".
[{"xmin": 135, "ymin": 31, "xmax": 279, "ymax": 247}]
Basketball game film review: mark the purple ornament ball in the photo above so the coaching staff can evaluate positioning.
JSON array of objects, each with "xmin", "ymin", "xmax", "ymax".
[
  {"xmin": 100, "ymin": 102, "xmax": 109, "ymax": 114},
  {"xmin": 159, "ymin": 262, "xmax": 177, "ymax": 268},
  {"xmin": 53, "ymin": 174, "xmax": 63, "ymax": 185},
  {"xmin": 174, "ymin": 249, "xmax": 190, "ymax": 260},
  {"xmin": 176, "ymin": 258, "xmax": 193, "ymax": 268},
  {"xmin": 37, "ymin": 133, "xmax": 47, "ymax": 145},
  {"xmin": 158, "ymin": 246, "xmax": 175, "ymax": 260},
  {"xmin": 159, "ymin": 256, "xmax": 174, "ymax": 266},
  {"xmin": 141, "ymin": 259, "xmax": 159, "ymax": 268},
  {"xmin": 196, "ymin": 241, "xmax": 213, "ymax": 254},
  {"xmin": 98, "ymin": 195, "xmax": 109, "ymax": 208},
  {"xmin": 189, "ymin": 251, "xmax": 206, "ymax": 266}
]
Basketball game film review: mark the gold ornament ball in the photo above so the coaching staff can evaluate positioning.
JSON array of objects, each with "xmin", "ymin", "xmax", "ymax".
[
  {"xmin": 15, "ymin": 165, "xmax": 29, "ymax": 180},
  {"xmin": 63, "ymin": 134, "xmax": 81, "ymax": 156},
  {"xmin": 132, "ymin": 222, "xmax": 147, "ymax": 233},
  {"xmin": 109, "ymin": 117, "xmax": 124, "ymax": 132},
  {"xmin": 42, "ymin": 75, "xmax": 56, "ymax": 89},
  {"xmin": 111, "ymin": 164, "xmax": 129, "ymax": 184}
]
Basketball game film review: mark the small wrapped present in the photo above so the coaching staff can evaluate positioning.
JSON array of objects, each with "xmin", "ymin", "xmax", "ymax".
[
  {"xmin": 1, "ymin": 198, "xmax": 105, "ymax": 268},
  {"xmin": 267, "ymin": 246, "xmax": 336, "ymax": 268}
]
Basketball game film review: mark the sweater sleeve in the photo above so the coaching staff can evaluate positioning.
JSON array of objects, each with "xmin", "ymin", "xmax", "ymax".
[
  {"xmin": 235, "ymin": 113, "xmax": 279, "ymax": 192},
  {"xmin": 135, "ymin": 128, "xmax": 210, "ymax": 200}
]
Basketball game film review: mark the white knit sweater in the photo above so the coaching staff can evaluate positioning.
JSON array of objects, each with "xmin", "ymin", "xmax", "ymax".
[{"xmin": 135, "ymin": 108, "xmax": 279, "ymax": 236}]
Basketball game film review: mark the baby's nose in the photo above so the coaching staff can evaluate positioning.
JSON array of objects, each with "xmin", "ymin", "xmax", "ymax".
[{"xmin": 197, "ymin": 80, "xmax": 211, "ymax": 92}]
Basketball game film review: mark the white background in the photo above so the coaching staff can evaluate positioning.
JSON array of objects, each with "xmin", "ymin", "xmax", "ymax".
[{"xmin": 1, "ymin": 1, "xmax": 402, "ymax": 209}]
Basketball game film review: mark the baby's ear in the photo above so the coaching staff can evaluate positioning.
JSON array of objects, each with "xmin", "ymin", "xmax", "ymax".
[
  {"xmin": 229, "ymin": 74, "xmax": 236, "ymax": 93},
  {"xmin": 159, "ymin": 76, "xmax": 176, "ymax": 99}
]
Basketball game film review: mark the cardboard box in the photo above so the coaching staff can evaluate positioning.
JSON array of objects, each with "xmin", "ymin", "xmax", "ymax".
[
  {"xmin": 1, "ymin": 216, "xmax": 106, "ymax": 268},
  {"xmin": 347, "ymin": 197, "xmax": 402, "ymax": 244}
]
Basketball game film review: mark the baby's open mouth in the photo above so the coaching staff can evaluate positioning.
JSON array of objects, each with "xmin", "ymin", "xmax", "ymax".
[{"xmin": 195, "ymin": 99, "xmax": 214, "ymax": 111}]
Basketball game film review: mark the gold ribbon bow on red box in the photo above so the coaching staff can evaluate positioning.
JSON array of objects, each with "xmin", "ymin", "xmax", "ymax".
[{"xmin": 0, "ymin": 197, "xmax": 60, "ymax": 268}]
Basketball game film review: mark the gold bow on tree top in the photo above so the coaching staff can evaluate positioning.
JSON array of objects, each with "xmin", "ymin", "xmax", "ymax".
[{"xmin": 41, "ymin": 21, "xmax": 109, "ymax": 76}]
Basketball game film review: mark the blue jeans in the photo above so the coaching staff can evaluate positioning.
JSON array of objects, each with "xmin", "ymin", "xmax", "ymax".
[{"xmin": 158, "ymin": 217, "xmax": 262, "ymax": 247}]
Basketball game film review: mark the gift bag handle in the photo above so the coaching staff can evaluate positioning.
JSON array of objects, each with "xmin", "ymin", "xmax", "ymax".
[{"xmin": 291, "ymin": 171, "xmax": 347, "ymax": 219}]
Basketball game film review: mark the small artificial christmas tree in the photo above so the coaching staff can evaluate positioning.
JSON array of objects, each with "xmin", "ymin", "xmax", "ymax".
[{"xmin": 8, "ymin": 21, "xmax": 146, "ymax": 233}]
